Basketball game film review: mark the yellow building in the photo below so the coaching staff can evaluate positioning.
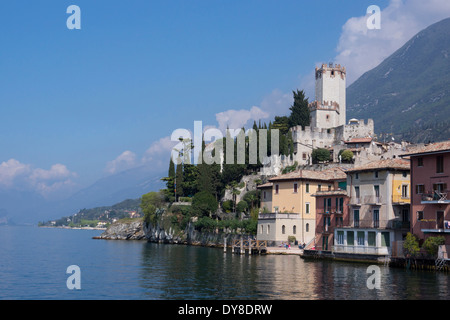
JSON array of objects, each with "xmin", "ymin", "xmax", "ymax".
[{"xmin": 258, "ymin": 167, "xmax": 346, "ymax": 246}]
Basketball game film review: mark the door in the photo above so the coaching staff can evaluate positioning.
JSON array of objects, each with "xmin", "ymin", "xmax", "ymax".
[{"xmin": 437, "ymin": 211, "xmax": 445, "ymax": 229}]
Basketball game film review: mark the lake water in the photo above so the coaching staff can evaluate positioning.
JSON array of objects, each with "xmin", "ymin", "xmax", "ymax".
[{"xmin": 0, "ymin": 225, "xmax": 449, "ymax": 300}]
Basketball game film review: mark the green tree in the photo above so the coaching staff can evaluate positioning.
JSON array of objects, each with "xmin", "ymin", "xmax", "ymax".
[
  {"xmin": 312, "ymin": 148, "xmax": 331, "ymax": 164},
  {"xmin": 141, "ymin": 191, "xmax": 165, "ymax": 225},
  {"xmin": 339, "ymin": 149, "xmax": 354, "ymax": 163},
  {"xmin": 288, "ymin": 89, "xmax": 310, "ymax": 129},
  {"xmin": 175, "ymin": 163, "xmax": 184, "ymax": 200},
  {"xmin": 423, "ymin": 236, "xmax": 445, "ymax": 258},
  {"xmin": 191, "ymin": 191, "xmax": 218, "ymax": 218},
  {"xmin": 236, "ymin": 200, "xmax": 248, "ymax": 214},
  {"xmin": 403, "ymin": 232, "xmax": 420, "ymax": 258}
]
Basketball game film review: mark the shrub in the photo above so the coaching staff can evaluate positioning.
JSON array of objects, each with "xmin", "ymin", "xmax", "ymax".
[
  {"xmin": 236, "ymin": 200, "xmax": 248, "ymax": 213},
  {"xmin": 312, "ymin": 148, "xmax": 330, "ymax": 164},
  {"xmin": 403, "ymin": 232, "xmax": 420, "ymax": 258},
  {"xmin": 423, "ymin": 236, "xmax": 445, "ymax": 258}
]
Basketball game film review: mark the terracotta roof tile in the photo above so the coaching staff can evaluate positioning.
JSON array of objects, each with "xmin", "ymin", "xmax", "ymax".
[
  {"xmin": 401, "ymin": 140, "xmax": 450, "ymax": 157},
  {"xmin": 269, "ymin": 167, "xmax": 347, "ymax": 182},
  {"xmin": 346, "ymin": 158, "xmax": 410, "ymax": 173}
]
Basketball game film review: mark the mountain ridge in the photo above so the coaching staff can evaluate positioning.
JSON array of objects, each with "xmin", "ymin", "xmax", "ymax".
[{"xmin": 346, "ymin": 17, "xmax": 450, "ymax": 143}]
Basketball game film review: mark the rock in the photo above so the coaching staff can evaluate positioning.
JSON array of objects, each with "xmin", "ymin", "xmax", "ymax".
[{"xmin": 95, "ymin": 219, "xmax": 146, "ymax": 240}]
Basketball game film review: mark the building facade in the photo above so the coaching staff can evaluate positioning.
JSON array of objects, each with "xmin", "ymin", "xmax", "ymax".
[
  {"xmin": 402, "ymin": 141, "xmax": 450, "ymax": 244},
  {"xmin": 333, "ymin": 159, "xmax": 411, "ymax": 257},
  {"xmin": 257, "ymin": 167, "xmax": 346, "ymax": 246}
]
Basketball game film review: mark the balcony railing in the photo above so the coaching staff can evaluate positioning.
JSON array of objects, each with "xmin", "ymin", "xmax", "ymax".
[
  {"xmin": 392, "ymin": 195, "xmax": 410, "ymax": 204},
  {"xmin": 316, "ymin": 208, "xmax": 344, "ymax": 215},
  {"xmin": 258, "ymin": 212, "xmax": 300, "ymax": 220},
  {"xmin": 421, "ymin": 192, "xmax": 450, "ymax": 204}
]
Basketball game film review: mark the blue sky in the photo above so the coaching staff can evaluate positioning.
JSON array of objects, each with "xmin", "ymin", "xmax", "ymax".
[{"xmin": 0, "ymin": 0, "xmax": 449, "ymax": 201}]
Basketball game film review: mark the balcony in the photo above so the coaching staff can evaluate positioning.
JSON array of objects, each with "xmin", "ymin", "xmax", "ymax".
[
  {"xmin": 258, "ymin": 212, "xmax": 300, "ymax": 220},
  {"xmin": 392, "ymin": 195, "xmax": 410, "ymax": 205},
  {"xmin": 421, "ymin": 192, "xmax": 450, "ymax": 205},
  {"xmin": 348, "ymin": 219, "xmax": 391, "ymax": 229},
  {"xmin": 418, "ymin": 219, "xmax": 450, "ymax": 234},
  {"xmin": 350, "ymin": 197, "xmax": 362, "ymax": 206},
  {"xmin": 364, "ymin": 195, "xmax": 383, "ymax": 205}
]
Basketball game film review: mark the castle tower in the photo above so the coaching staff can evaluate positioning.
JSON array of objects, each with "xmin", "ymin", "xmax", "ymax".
[{"xmin": 309, "ymin": 63, "xmax": 346, "ymax": 129}]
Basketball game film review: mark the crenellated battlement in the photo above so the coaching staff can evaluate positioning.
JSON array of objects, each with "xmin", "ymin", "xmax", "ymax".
[
  {"xmin": 308, "ymin": 100, "xmax": 340, "ymax": 112},
  {"xmin": 315, "ymin": 63, "xmax": 346, "ymax": 80}
]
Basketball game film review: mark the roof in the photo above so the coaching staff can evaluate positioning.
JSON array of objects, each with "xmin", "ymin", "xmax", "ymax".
[
  {"xmin": 269, "ymin": 167, "xmax": 347, "ymax": 182},
  {"xmin": 400, "ymin": 140, "xmax": 450, "ymax": 157},
  {"xmin": 312, "ymin": 190, "xmax": 348, "ymax": 197},
  {"xmin": 346, "ymin": 158, "xmax": 410, "ymax": 173},
  {"xmin": 257, "ymin": 182, "xmax": 273, "ymax": 189},
  {"xmin": 344, "ymin": 137, "xmax": 373, "ymax": 144}
]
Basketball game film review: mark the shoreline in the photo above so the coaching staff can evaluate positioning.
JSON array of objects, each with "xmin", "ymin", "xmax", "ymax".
[{"xmin": 39, "ymin": 225, "xmax": 107, "ymax": 231}]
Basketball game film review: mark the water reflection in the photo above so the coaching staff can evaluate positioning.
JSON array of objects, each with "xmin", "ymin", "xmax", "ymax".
[{"xmin": 138, "ymin": 243, "xmax": 450, "ymax": 300}]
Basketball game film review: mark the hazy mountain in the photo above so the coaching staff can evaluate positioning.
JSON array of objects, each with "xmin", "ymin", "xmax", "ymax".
[
  {"xmin": 5, "ymin": 165, "xmax": 165, "ymax": 224},
  {"xmin": 347, "ymin": 17, "xmax": 450, "ymax": 143}
]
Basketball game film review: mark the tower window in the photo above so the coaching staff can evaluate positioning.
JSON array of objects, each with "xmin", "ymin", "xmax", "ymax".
[{"xmin": 331, "ymin": 70, "xmax": 335, "ymax": 76}]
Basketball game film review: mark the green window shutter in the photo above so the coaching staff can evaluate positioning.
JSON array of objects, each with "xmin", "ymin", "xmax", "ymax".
[
  {"xmin": 381, "ymin": 232, "xmax": 390, "ymax": 247},
  {"xmin": 368, "ymin": 232, "xmax": 376, "ymax": 246},
  {"xmin": 347, "ymin": 231, "xmax": 354, "ymax": 245}
]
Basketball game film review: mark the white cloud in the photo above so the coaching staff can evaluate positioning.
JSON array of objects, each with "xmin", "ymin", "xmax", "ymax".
[
  {"xmin": 142, "ymin": 136, "xmax": 178, "ymax": 169},
  {"xmin": 0, "ymin": 159, "xmax": 78, "ymax": 199},
  {"xmin": 335, "ymin": 0, "xmax": 450, "ymax": 84},
  {"xmin": 215, "ymin": 106, "xmax": 270, "ymax": 132},
  {"xmin": 0, "ymin": 159, "xmax": 31, "ymax": 187},
  {"xmin": 105, "ymin": 150, "xmax": 137, "ymax": 174}
]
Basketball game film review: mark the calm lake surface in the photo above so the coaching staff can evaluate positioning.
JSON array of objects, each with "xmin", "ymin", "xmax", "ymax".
[{"xmin": 0, "ymin": 225, "xmax": 449, "ymax": 300}]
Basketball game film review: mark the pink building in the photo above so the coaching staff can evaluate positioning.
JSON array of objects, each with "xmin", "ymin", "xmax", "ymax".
[
  {"xmin": 402, "ymin": 141, "xmax": 450, "ymax": 244},
  {"xmin": 313, "ymin": 189, "xmax": 349, "ymax": 251}
]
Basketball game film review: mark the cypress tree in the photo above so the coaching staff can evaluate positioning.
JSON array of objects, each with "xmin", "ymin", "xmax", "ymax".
[{"xmin": 288, "ymin": 89, "xmax": 310, "ymax": 129}]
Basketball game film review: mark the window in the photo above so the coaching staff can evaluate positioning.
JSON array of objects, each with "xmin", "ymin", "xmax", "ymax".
[
  {"xmin": 355, "ymin": 173, "xmax": 359, "ymax": 179},
  {"xmin": 374, "ymin": 185, "xmax": 380, "ymax": 198},
  {"xmin": 302, "ymin": 153, "xmax": 307, "ymax": 160},
  {"xmin": 293, "ymin": 225, "xmax": 297, "ymax": 234},
  {"xmin": 374, "ymin": 171, "xmax": 379, "ymax": 178},
  {"xmin": 381, "ymin": 232, "xmax": 390, "ymax": 247},
  {"xmin": 416, "ymin": 184, "xmax": 424, "ymax": 194},
  {"xmin": 305, "ymin": 203, "xmax": 310, "ymax": 214},
  {"xmin": 354, "ymin": 209, "xmax": 360, "ymax": 227},
  {"xmin": 328, "ymin": 185, "xmax": 332, "ymax": 191},
  {"xmin": 355, "ymin": 186, "xmax": 360, "ymax": 199},
  {"xmin": 417, "ymin": 211, "xmax": 424, "ymax": 221},
  {"xmin": 337, "ymin": 231, "xmax": 344, "ymax": 245},
  {"xmin": 282, "ymin": 225, "xmax": 286, "ymax": 234},
  {"xmin": 306, "ymin": 183, "xmax": 310, "ymax": 193},
  {"xmin": 260, "ymin": 225, "xmax": 264, "ymax": 234},
  {"xmin": 368, "ymin": 232, "xmax": 376, "ymax": 247},
  {"xmin": 402, "ymin": 185, "xmax": 409, "ymax": 198},
  {"xmin": 417, "ymin": 157, "xmax": 423, "ymax": 167},
  {"xmin": 306, "ymin": 223, "xmax": 309, "ymax": 232},
  {"xmin": 318, "ymin": 184, "xmax": 322, "ymax": 191},
  {"xmin": 373, "ymin": 209, "xmax": 380, "ymax": 228},
  {"xmin": 402, "ymin": 171, "xmax": 408, "ymax": 178},
  {"xmin": 263, "ymin": 191, "xmax": 266, "ymax": 199},
  {"xmin": 293, "ymin": 183, "xmax": 298, "ymax": 193},
  {"xmin": 275, "ymin": 184, "xmax": 279, "ymax": 194},
  {"xmin": 437, "ymin": 156, "xmax": 444, "ymax": 173},
  {"xmin": 347, "ymin": 231, "xmax": 354, "ymax": 246},
  {"xmin": 339, "ymin": 197, "xmax": 344, "ymax": 213},
  {"xmin": 434, "ymin": 183, "xmax": 447, "ymax": 193},
  {"xmin": 336, "ymin": 217, "xmax": 343, "ymax": 227},
  {"xmin": 357, "ymin": 231, "xmax": 365, "ymax": 246}
]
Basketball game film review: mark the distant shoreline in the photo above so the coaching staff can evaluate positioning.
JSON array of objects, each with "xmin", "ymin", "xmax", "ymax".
[{"xmin": 38, "ymin": 226, "xmax": 107, "ymax": 231}]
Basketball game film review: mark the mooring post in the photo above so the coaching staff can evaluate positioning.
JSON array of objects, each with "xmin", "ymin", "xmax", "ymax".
[{"xmin": 224, "ymin": 237, "xmax": 227, "ymax": 253}]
